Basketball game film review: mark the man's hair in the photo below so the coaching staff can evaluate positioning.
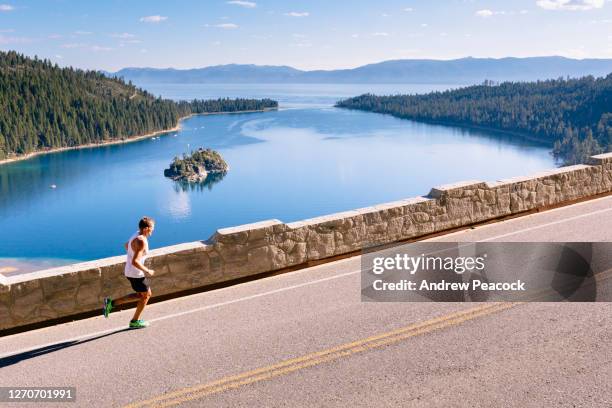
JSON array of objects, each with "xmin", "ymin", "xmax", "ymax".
[{"xmin": 139, "ymin": 216, "xmax": 155, "ymax": 230}]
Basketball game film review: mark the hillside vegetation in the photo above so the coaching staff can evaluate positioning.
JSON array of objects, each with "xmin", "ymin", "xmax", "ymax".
[
  {"xmin": 0, "ymin": 51, "xmax": 277, "ymax": 159},
  {"xmin": 337, "ymin": 76, "xmax": 612, "ymax": 164}
]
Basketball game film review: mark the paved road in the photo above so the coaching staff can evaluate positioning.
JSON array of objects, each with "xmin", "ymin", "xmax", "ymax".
[{"xmin": 1, "ymin": 195, "xmax": 611, "ymax": 407}]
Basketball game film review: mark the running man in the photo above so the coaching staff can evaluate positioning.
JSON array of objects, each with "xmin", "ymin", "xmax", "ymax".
[{"xmin": 103, "ymin": 217, "xmax": 155, "ymax": 328}]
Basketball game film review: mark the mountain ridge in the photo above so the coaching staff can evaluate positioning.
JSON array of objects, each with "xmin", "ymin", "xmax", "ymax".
[{"xmin": 112, "ymin": 57, "xmax": 612, "ymax": 85}]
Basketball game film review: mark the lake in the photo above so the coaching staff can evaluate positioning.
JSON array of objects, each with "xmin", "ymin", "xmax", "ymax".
[{"xmin": 0, "ymin": 83, "xmax": 556, "ymax": 273}]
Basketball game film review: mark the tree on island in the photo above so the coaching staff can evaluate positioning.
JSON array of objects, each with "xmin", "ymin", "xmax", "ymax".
[{"xmin": 164, "ymin": 148, "xmax": 229, "ymax": 183}]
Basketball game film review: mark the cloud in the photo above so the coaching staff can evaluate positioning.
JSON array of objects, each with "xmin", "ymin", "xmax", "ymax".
[
  {"xmin": 285, "ymin": 11, "xmax": 309, "ymax": 17},
  {"xmin": 476, "ymin": 9, "xmax": 494, "ymax": 17},
  {"xmin": 139, "ymin": 15, "xmax": 168, "ymax": 23},
  {"xmin": 214, "ymin": 23, "xmax": 239, "ymax": 29},
  {"xmin": 90, "ymin": 45, "xmax": 113, "ymax": 52},
  {"xmin": 227, "ymin": 1, "xmax": 256, "ymax": 8},
  {"xmin": 403, "ymin": 7, "xmax": 414, "ymax": 12},
  {"xmin": 0, "ymin": 28, "xmax": 14, "ymax": 33},
  {"xmin": 112, "ymin": 32, "xmax": 136, "ymax": 39},
  {"xmin": 556, "ymin": 47, "xmax": 588, "ymax": 58},
  {"xmin": 351, "ymin": 33, "xmax": 360, "ymax": 38},
  {"xmin": 536, "ymin": 0, "xmax": 604, "ymax": 10},
  {"xmin": 74, "ymin": 30, "xmax": 93, "ymax": 35},
  {"xmin": 475, "ymin": 9, "xmax": 528, "ymax": 17},
  {"xmin": 61, "ymin": 43, "xmax": 86, "ymax": 49},
  {"xmin": 0, "ymin": 4, "xmax": 14, "ymax": 12},
  {"xmin": 395, "ymin": 48, "xmax": 420, "ymax": 55},
  {"xmin": 118, "ymin": 38, "xmax": 142, "ymax": 47},
  {"xmin": 0, "ymin": 34, "xmax": 31, "ymax": 44},
  {"xmin": 48, "ymin": 33, "xmax": 63, "ymax": 39},
  {"xmin": 372, "ymin": 32, "xmax": 389, "ymax": 36}
]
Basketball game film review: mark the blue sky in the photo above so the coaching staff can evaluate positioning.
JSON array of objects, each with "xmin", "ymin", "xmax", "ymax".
[{"xmin": 0, "ymin": 0, "xmax": 611, "ymax": 71}]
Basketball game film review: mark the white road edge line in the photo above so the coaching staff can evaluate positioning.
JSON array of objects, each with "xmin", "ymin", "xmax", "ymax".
[
  {"xmin": 478, "ymin": 206, "xmax": 612, "ymax": 241},
  {"xmin": 1, "ymin": 198, "xmax": 610, "ymax": 357},
  {"xmin": 0, "ymin": 270, "xmax": 358, "ymax": 359},
  {"xmin": 425, "ymin": 194, "xmax": 612, "ymax": 242}
]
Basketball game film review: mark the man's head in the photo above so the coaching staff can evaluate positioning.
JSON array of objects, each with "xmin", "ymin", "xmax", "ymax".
[{"xmin": 138, "ymin": 216, "xmax": 155, "ymax": 237}]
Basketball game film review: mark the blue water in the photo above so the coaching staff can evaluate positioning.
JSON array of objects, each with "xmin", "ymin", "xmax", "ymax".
[{"xmin": 0, "ymin": 84, "xmax": 556, "ymax": 270}]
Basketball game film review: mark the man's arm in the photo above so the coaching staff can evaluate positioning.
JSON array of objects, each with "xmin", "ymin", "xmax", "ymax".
[{"xmin": 130, "ymin": 237, "xmax": 155, "ymax": 276}]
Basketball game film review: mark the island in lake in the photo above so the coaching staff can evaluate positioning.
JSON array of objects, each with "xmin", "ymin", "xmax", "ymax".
[{"xmin": 164, "ymin": 148, "xmax": 229, "ymax": 183}]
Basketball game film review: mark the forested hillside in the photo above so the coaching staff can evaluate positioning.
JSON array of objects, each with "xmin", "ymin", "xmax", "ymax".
[
  {"xmin": 0, "ymin": 51, "xmax": 277, "ymax": 159},
  {"xmin": 337, "ymin": 76, "xmax": 612, "ymax": 164}
]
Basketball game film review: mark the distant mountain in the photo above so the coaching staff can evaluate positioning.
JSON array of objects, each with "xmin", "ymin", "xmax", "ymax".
[
  {"xmin": 113, "ymin": 57, "xmax": 612, "ymax": 85},
  {"xmin": 114, "ymin": 64, "xmax": 303, "ymax": 84}
]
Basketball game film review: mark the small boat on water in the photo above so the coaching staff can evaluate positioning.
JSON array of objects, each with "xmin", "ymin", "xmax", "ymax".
[{"xmin": 50, "ymin": 184, "xmax": 57, "ymax": 189}]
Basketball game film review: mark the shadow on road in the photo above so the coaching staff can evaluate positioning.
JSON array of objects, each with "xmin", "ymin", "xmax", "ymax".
[{"xmin": 0, "ymin": 328, "xmax": 132, "ymax": 368}]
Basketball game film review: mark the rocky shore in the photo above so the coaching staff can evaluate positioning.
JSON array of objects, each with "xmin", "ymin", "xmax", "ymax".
[{"xmin": 164, "ymin": 148, "xmax": 229, "ymax": 183}]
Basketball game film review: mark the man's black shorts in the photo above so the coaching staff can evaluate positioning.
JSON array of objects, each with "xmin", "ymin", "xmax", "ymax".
[{"xmin": 127, "ymin": 277, "xmax": 150, "ymax": 293}]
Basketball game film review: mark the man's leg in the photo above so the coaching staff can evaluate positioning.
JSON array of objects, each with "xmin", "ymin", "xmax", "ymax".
[
  {"xmin": 104, "ymin": 292, "xmax": 140, "ymax": 318},
  {"xmin": 131, "ymin": 288, "xmax": 152, "ymax": 321},
  {"xmin": 112, "ymin": 293, "xmax": 141, "ymax": 305}
]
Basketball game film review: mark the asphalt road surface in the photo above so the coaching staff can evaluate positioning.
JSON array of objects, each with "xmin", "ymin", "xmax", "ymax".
[{"xmin": 1, "ymin": 195, "xmax": 611, "ymax": 408}]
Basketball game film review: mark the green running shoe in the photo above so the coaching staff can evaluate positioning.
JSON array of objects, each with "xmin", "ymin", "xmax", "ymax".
[
  {"xmin": 103, "ymin": 297, "xmax": 113, "ymax": 318},
  {"xmin": 129, "ymin": 320, "xmax": 150, "ymax": 329}
]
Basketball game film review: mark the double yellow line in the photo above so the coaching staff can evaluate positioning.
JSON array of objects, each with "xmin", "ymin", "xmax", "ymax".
[{"xmin": 125, "ymin": 302, "xmax": 518, "ymax": 408}]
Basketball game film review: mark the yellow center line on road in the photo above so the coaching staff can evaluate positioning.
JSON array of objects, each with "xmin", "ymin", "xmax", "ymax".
[{"xmin": 124, "ymin": 302, "xmax": 519, "ymax": 408}]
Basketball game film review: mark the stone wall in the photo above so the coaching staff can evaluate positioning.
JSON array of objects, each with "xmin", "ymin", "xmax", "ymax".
[{"xmin": 1, "ymin": 152, "xmax": 611, "ymax": 331}]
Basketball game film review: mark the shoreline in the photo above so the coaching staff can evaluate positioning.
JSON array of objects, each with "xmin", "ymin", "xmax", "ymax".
[
  {"xmin": 336, "ymin": 106, "xmax": 556, "ymax": 148},
  {"xmin": 0, "ymin": 107, "xmax": 276, "ymax": 166}
]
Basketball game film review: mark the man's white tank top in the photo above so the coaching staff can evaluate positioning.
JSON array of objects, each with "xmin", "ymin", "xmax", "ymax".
[{"xmin": 124, "ymin": 231, "xmax": 149, "ymax": 278}]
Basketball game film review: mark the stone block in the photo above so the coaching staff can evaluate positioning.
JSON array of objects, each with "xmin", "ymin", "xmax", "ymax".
[
  {"xmin": 0, "ymin": 301, "xmax": 11, "ymax": 326},
  {"xmin": 101, "ymin": 263, "xmax": 125, "ymax": 280},
  {"xmin": 412, "ymin": 212, "xmax": 430, "ymax": 223},
  {"xmin": 102, "ymin": 275, "xmax": 133, "ymax": 298},
  {"xmin": 246, "ymin": 246, "xmax": 273, "ymax": 272},
  {"xmin": 38, "ymin": 304, "xmax": 58, "ymax": 320},
  {"xmin": 11, "ymin": 284, "xmax": 43, "ymax": 320},
  {"xmin": 79, "ymin": 268, "xmax": 102, "ymax": 282},
  {"xmin": 150, "ymin": 275, "xmax": 176, "ymax": 292},
  {"xmin": 214, "ymin": 242, "xmax": 248, "ymax": 263},
  {"xmin": 248, "ymin": 226, "xmax": 276, "ymax": 241},
  {"xmin": 287, "ymin": 242, "xmax": 307, "ymax": 265},
  {"xmin": 40, "ymin": 273, "xmax": 80, "ymax": 295},
  {"xmin": 167, "ymin": 252, "xmax": 206, "ymax": 278},
  {"xmin": 76, "ymin": 281, "xmax": 102, "ymax": 306},
  {"xmin": 307, "ymin": 232, "xmax": 336, "ymax": 259},
  {"xmin": 208, "ymin": 250, "xmax": 223, "ymax": 275}
]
